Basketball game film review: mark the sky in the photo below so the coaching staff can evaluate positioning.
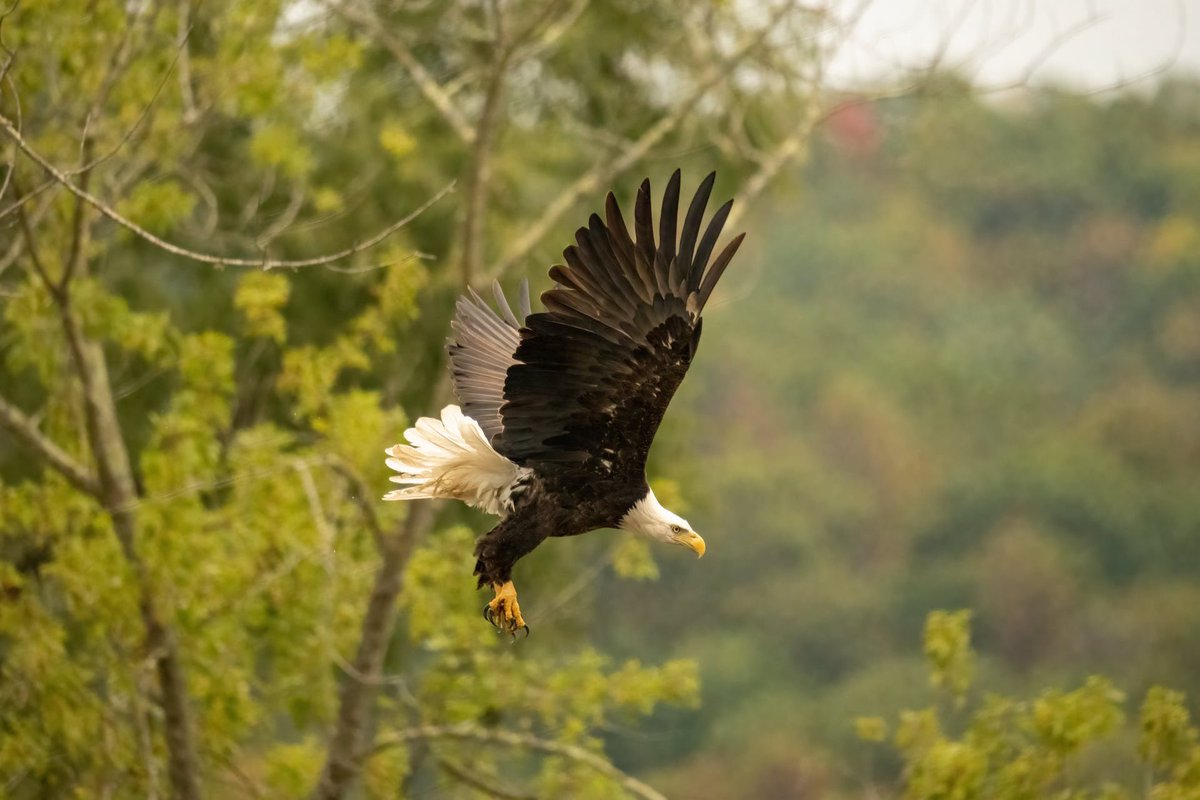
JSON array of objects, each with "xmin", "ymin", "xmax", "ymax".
[{"xmin": 824, "ymin": 0, "xmax": 1200, "ymax": 92}]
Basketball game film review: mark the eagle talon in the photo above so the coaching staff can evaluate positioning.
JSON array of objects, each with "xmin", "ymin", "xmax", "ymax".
[{"xmin": 485, "ymin": 581, "xmax": 527, "ymax": 638}]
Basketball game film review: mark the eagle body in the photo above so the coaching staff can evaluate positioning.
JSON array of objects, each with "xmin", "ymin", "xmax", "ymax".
[
  {"xmin": 472, "ymin": 471, "xmax": 649, "ymax": 587},
  {"xmin": 384, "ymin": 170, "xmax": 744, "ymax": 633}
]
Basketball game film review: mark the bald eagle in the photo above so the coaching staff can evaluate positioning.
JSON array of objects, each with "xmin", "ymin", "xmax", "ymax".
[{"xmin": 384, "ymin": 170, "xmax": 745, "ymax": 635}]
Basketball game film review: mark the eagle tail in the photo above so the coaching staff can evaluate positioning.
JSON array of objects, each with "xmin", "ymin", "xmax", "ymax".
[{"xmin": 383, "ymin": 405, "xmax": 527, "ymax": 516}]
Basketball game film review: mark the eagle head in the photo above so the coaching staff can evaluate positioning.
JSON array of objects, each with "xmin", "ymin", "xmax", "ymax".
[{"xmin": 618, "ymin": 488, "xmax": 705, "ymax": 558}]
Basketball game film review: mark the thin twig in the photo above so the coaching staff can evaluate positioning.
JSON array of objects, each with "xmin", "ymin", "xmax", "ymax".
[
  {"xmin": 0, "ymin": 68, "xmax": 16, "ymax": 205},
  {"xmin": 0, "ymin": 176, "xmax": 50, "ymax": 224},
  {"xmin": 62, "ymin": 27, "xmax": 190, "ymax": 180},
  {"xmin": 0, "ymin": 393, "xmax": 102, "ymax": 497},
  {"xmin": 458, "ymin": 0, "xmax": 511, "ymax": 286},
  {"xmin": 0, "ymin": 180, "xmax": 54, "ymax": 275},
  {"xmin": 176, "ymin": 0, "xmax": 199, "ymax": 124},
  {"xmin": 0, "ymin": 112, "xmax": 455, "ymax": 270},
  {"xmin": 371, "ymin": 723, "xmax": 668, "ymax": 800},
  {"xmin": 435, "ymin": 754, "xmax": 538, "ymax": 800},
  {"xmin": 14, "ymin": 185, "xmax": 58, "ymax": 297},
  {"xmin": 323, "ymin": 0, "xmax": 475, "ymax": 144},
  {"xmin": 254, "ymin": 180, "xmax": 308, "ymax": 250},
  {"xmin": 329, "ymin": 460, "xmax": 386, "ymax": 552}
]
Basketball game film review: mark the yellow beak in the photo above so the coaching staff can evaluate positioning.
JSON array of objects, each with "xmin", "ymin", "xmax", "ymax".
[{"xmin": 678, "ymin": 531, "xmax": 706, "ymax": 558}]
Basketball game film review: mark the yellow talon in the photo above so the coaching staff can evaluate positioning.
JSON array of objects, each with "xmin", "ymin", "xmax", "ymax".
[{"xmin": 485, "ymin": 581, "xmax": 528, "ymax": 637}]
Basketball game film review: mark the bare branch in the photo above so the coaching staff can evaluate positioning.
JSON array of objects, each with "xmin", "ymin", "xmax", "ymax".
[
  {"xmin": 508, "ymin": 0, "xmax": 589, "ymax": 63},
  {"xmin": 435, "ymin": 754, "xmax": 537, "ymax": 800},
  {"xmin": 14, "ymin": 185, "xmax": 57, "ymax": 295},
  {"xmin": 0, "ymin": 74, "xmax": 16, "ymax": 205},
  {"xmin": 61, "ymin": 28, "xmax": 189, "ymax": 181},
  {"xmin": 176, "ymin": 0, "xmax": 200, "ymax": 124},
  {"xmin": 0, "ymin": 113, "xmax": 456, "ymax": 270},
  {"xmin": 0, "ymin": 180, "xmax": 53, "ymax": 276},
  {"xmin": 323, "ymin": 0, "xmax": 476, "ymax": 144},
  {"xmin": 371, "ymin": 723, "xmax": 668, "ymax": 800},
  {"xmin": 726, "ymin": 100, "xmax": 826, "ymax": 234},
  {"xmin": 329, "ymin": 460, "xmax": 386, "ymax": 552},
  {"xmin": 254, "ymin": 180, "xmax": 308, "ymax": 250},
  {"xmin": 0, "ymin": 392, "xmax": 102, "ymax": 497},
  {"xmin": 193, "ymin": 546, "xmax": 313, "ymax": 630},
  {"xmin": 0, "ymin": 175, "xmax": 49, "ymax": 225},
  {"xmin": 61, "ymin": 140, "xmax": 93, "ymax": 289},
  {"xmin": 459, "ymin": 1, "xmax": 511, "ymax": 286},
  {"xmin": 486, "ymin": 1, "xmax": 792, "ymax": 281}
]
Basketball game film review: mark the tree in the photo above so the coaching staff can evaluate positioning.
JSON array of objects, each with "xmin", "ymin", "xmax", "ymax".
[
  {"xmin": 0, "ymin": 1, "xmax": 854, "ymax": 797},
  {"xmin": 856, "ymin": 610, "xmax": 1200, "ymax": 799}
]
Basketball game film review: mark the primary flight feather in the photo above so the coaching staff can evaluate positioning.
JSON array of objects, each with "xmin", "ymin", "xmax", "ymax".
[{"xmin": 384, "ymin": 170, "xmax": 746, "ymax": 635}]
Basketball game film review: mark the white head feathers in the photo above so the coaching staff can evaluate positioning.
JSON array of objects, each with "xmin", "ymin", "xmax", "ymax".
[{"xmin": 618, "ymin": 488, "xmax": 706, "ymax": 557}]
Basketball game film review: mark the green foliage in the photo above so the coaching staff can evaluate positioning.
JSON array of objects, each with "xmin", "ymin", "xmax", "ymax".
[
  {"xmin": 924, "ymin": 610, "xmax": 975, "ymax": 702},
  {"xmin": 611, "ymin": 536, "xmax": 660, "ymax": 581},
  {"xmin": 620, "ymin": 77, "xmax": 1200, "ymax": 799},
  {"xmin": 235, "ymin": 272, "xmax": 291, "ymax": 343},
  {"xmin": 858, "ymin": 612, "xmax": 1200, "ymax": 799},
  {"xmin": 115, "ymin": 180, "xmax": 197, "ymax": 234},
  {"xmin": 1140, "ymin": 688, "xmax": 1200, "ymax": 776},
  {"xmin": 3, "ymin": 2, "xmax": 786, "ymax": 795},
  {"xmin": 249, "ymin": 124, "xmax": 315, "ymax": 179}
]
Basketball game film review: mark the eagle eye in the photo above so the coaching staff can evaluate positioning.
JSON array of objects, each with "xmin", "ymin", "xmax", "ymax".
[{"xmin": 670, "ymin": 525, "xmax": 682, "ymax": 533}]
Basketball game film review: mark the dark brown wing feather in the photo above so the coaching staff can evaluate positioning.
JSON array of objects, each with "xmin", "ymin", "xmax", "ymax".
[{"xmin": 497, "ymin": 170, "xmax": 745, "ymax": 479}]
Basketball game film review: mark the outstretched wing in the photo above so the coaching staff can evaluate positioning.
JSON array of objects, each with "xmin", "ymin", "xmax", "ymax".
[
  {"xmin": 497, "ymin": 170, "xmax": 745, "ymax": 478},
  {"xmin": 447, "ymin": 280, "xmax": 531, "ymax": 444}
]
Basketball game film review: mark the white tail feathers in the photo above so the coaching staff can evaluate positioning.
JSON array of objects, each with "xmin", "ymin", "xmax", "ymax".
[{"xmin": 383, "ymin": 405, "xmax": 529, "ymax": 516}]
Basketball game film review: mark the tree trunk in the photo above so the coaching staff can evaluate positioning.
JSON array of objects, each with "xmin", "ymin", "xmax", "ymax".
[
  {"xmin": 62, "ymin": 308, "xmax": 204, "ymax": 800},
  {"xmin": 311, "ymin": 500, "xmax": 432, "ymax": 800}
]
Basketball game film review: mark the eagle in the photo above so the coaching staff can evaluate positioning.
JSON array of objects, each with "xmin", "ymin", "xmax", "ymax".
[{"xmin": 383, "ymin": 170, "xmax": 745, "ymax": 636}]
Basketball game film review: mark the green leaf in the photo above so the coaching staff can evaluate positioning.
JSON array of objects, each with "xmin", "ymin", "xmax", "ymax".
[
  {"xmin": 611, "ymin": 536, "xmax": 659, "ymax": 581},
  {"xmin": 234, "ymin": 272, "xmax": 291, "ymax": 343},
  {"xmin": 924, "ymin": 609, "xmax": 975, "ymax": 702},
  {"xmin": 249, "ymin": 123, "xmax": 314, "ymax": 179},
  {"xmin": 115, "ymin": 179, "xmax": 196, "ymax": 235}
]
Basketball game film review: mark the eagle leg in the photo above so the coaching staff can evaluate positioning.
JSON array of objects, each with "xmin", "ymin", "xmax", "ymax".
[{"xmin": 483, "ymin": 580, "xmax": 530, "ymax": 639}]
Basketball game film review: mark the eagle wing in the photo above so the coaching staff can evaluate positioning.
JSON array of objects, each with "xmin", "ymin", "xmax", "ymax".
[
  {"xmin": 447, "ymin": 280, "xmax": 532, "ymax": 444},
  {"xmin": 496, "ymin": 170, "xmax": 745, "ymax": 479}
]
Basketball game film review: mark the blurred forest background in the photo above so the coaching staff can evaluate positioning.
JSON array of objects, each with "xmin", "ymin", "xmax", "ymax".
[{"xmin": 1, "ymin": 1, "xmax": 1198, "ymax": 798}]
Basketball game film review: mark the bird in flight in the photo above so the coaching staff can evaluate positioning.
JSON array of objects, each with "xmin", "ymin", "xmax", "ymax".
[{"xmin": 384, "ymin": 170, "xmax": 745, "ymax": 637}]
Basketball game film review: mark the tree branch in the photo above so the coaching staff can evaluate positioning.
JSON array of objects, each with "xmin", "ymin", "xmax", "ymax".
[
  {"xmin": 0, "ymin": 393, "xmax": 102, "ymax": 497},
  {"xmin": 434, "ymin": 753, "xmax": 537, "ymax": 800},
  {"xmin": 0, "ymin": 112, "xmax": 454, "ymax": 270},
  {"xmin": 0, "ymin": 180, "xmax": 54, "ymax": 276},
  {"xmin": 371, "ymin": 723, "xmax": 667, "ymax": 800},
  {"xmin": 485, "ymin": 1, "xmax": 793, "ymax": 281},
  {"xmin": 56, "ymin": 298, "xmax": 203, "ymax": 799},
  {"xmin": 329, "ymin": 460, "xmax": 386, "ymax": 553},
  {"xmin": 323, "ymin": 0, "xmax": 476, "ymax": 144},
  {"xmin": 725, "ymin": 95, "xmax": 827, "ymax": 233},
  {"xmin": 61, "ymin": 140, "xmax": 93, "ymax": 290},
  {"xmin": 14, "ymin": 185, "xmax": 57, "ymax": 294},
  {"xmin": 459, "ymin": 1, "xmax": 511, "ymax": 287},
  {"xmin": 311, "ymin": 499, "xmax": 435, "ymax": 800}
]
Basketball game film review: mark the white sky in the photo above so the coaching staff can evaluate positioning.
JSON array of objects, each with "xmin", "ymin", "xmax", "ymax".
[{"xmin": 824, "ymin": 0, "xmax": 1200, "ymax": 92}]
